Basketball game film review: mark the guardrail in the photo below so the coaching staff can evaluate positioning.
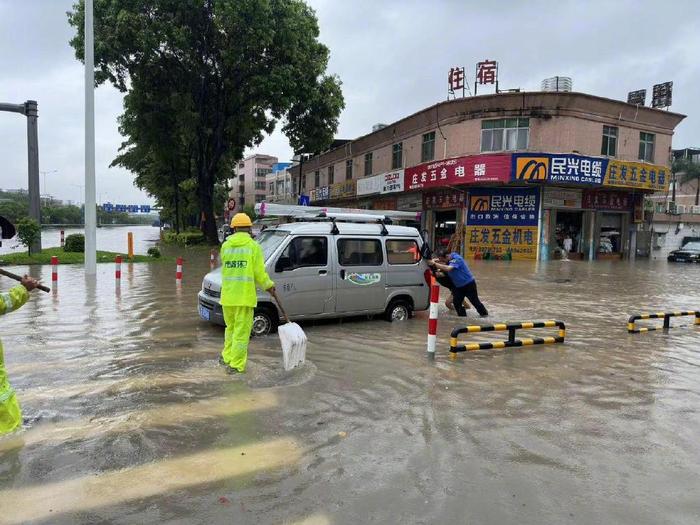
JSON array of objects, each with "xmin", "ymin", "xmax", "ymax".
[
  {"xmin": 627, "ymin": 311, "xmax": 700, "ymax": 333},
  {"xmin": 450, "ymin": 320, "xmax": 566, "ymax": 354}
]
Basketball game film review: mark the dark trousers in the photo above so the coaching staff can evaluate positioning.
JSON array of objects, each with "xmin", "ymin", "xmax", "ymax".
[{"xmin": 452, "ymin": 280, "xmax": 488, "ymax": 317}]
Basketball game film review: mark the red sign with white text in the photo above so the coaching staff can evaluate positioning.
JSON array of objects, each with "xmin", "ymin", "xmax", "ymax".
[
  {"xmin": 582, "ymin": 190, "xmax": 633, "ymax": 211},
  {"xmin": 405, "ymin": 153, "xmax": 511, "ymax": 191}
]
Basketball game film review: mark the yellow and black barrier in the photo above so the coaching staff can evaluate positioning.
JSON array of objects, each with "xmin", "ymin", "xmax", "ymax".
[
  {"xmin": 449, "ymin": 320, "xmax": 566, "ymax": 354},
  {"xmin": 628, "ymin": 311, "xmax": 700, "ymax": 333}
]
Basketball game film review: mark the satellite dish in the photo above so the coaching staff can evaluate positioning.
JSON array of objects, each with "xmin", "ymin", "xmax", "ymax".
[{"xmin": 0, "ymin": 216, "xmax": 16, "ymax": 239}]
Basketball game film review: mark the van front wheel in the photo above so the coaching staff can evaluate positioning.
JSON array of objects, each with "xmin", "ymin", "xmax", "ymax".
[
  {"xmin": 385, "ymin": 299, "xmax": 411, "ymax": 322},
  {"xmin": 252, "ymin": 307, "xmax": 277, "ymax": 336}
]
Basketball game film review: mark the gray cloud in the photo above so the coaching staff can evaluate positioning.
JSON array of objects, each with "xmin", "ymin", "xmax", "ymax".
[{"xmin": 2, "ymin": 0, "xmax": 699, "ymax": 204}]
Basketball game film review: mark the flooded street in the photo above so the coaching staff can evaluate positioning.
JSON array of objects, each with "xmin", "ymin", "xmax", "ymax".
[{"xmin": 1, "ymin": 257, "xmax": 699, "ymax": 524}]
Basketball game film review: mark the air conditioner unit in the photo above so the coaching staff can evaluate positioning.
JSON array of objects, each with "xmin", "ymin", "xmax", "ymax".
[
  {"xmin": 676, "ymin": 204, "xmax": 687, "ymax": 214},
  {"xmin": 691, "ymin": 205, "xmax": 700, "ymax": 214}
]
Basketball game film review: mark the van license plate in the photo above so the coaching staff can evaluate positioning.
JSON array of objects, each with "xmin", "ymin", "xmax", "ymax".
[{"xmin": 199, "ymin": 306, "xmax": 211, "ymax": 321}]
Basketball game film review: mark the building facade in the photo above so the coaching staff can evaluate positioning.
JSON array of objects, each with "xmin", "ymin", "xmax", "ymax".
[
  {"xmin": 291, "ymin": 91, "xmax": 685, "ymax": 261},
  {"xmin": 265, "ymin": 162, "xmax": 294, "ymax": 203},
  {"xmin": 231, "ymin": 154, "xmax": 278, "ymax": 208}
]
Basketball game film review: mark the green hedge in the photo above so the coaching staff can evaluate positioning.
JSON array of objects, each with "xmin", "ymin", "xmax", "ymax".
[
  {"xmin": 64, "ymin": 233, "xmax": 85, "ymax": 253},
  {"xmin": 162, "ymin": 231, "xmax": 205, "ymax": 246}
]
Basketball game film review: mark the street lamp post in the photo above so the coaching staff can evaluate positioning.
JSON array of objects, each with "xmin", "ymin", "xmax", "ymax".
[
  {"xmin": 84, "ymin": 0, "xmax": 97, "ymax": 275},
  {"xmin": 40, "ymin": 169, "xmax": 58, "ymax": 198}
]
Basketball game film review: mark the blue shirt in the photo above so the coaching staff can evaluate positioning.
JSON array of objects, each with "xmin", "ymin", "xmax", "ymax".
[{"xmin": 447, "ymin": 252, "xmax": 475, "ymax": 287}]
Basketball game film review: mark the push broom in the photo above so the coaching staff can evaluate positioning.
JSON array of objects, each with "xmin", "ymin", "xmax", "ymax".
[{"xmin": 270, "ymin": 289, "xmax": 307, "ymax": 371}]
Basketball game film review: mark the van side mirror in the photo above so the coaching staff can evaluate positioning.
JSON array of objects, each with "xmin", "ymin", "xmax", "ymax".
[{"xmin": 275, "ymin": 256, "xmax": 293, "ymax": 273}]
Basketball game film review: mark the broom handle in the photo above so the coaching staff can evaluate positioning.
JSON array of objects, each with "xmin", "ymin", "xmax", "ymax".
[
  {"xmin": 269, "ymin": 288, "xmax": 290, "ymax": 323},
  {"xmin": 0, "ymin": 268, "xmax": 50, "ymax": 293}
]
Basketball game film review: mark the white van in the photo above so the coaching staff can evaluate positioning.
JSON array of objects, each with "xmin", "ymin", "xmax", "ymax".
[{"xmin": 198, "ymin": 221, "xmax": 431, "ymax": 335}]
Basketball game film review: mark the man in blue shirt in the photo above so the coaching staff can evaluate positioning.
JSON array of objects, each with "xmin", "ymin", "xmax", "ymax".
[{"xmin": 428, "ymin": 249, "xmax": 488, "ymax": 317}]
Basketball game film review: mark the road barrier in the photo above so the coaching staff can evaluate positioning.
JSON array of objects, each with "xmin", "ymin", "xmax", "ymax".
[
  {"xmin": 426, "ymin": 276, "xmax": 440, "ymax": 355},
  {"xmin": 450, "ymin": 320, "xmax": 566, "ymax": 354},
  {"xmin": 127, "ymin": 231, "xmax": 134, "ymax": 260},
  {"xmin": 51, "ymin": 256, "xmax": 58, "ymax": 283},
  {"xmin": 176, "ymin": 257, "xmax": 183, "ymax": 284},
  {"xmin": 628, "ymin": 311, "xmax": 700, "ymax": 333},
  {"xmin": 115, "ymin": 255, "xmax": 122, "ymax": 283}
]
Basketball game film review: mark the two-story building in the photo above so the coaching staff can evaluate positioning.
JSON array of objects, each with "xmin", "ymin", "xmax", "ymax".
[{"xmin": 291, "ymin": 91, "xmax": 685, "ymax": 261}]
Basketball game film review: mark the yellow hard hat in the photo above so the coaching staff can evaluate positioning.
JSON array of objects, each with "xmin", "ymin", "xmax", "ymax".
[{"xmin": 231, "ymin": 213, "xmax": 253, "ymax": 228}]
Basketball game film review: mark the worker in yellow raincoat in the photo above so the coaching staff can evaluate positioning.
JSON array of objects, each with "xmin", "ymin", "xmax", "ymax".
[
  {"xmin": 219, "ymin": 213, "xmax": 275, "ymax": 373},
  {"xmin": 1, "ymin": 274, "xmax": 40, "ymax": 435}
]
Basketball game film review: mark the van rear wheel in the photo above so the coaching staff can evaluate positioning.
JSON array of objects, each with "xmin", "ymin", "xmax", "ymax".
[
  {"xmin": 252, "ymin": 307, "xmax": 277, "ymax": 336},
  {"xmin": 385, "ymin": 299, "xmax": 411, "ymax": 322}
]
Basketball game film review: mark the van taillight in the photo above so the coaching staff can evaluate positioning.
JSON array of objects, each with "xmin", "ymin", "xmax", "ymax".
[{"xmin": 423, "ymin": 269, "xmax": 432, "ymax": 286}]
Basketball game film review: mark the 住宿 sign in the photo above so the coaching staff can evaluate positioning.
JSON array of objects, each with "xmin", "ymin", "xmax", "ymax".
[{"xmin": 512, "ymin": 153, "xmax": 608, "ymax": 186}]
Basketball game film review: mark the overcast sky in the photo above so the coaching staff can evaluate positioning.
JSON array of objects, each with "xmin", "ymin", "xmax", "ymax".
[{"xmin": 2, "ymin": 0, "xmax": 699, "ymax": 205}]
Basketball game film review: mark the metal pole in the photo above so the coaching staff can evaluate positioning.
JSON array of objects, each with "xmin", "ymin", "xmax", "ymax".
[
  {"xmin": 84, "ymin": 0, "xmax": 97, "ymax": 274},
  {"xmin": 25, "ymin": 100, "xmax": 41, "ymax": 253}
]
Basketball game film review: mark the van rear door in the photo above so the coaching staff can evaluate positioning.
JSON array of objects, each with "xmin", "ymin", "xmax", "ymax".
[{"xmin": 334, "ymin": 236, "xmax": 386, "ymax": 313}]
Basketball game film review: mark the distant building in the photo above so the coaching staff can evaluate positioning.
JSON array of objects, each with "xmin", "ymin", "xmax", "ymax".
[
  {"xmin": 230, "ymin": 154, "xmax": 278, "ymax": 207},
  {"xmin": 265, "ymin": 162, "xmax": 293, "ymax": 203}
]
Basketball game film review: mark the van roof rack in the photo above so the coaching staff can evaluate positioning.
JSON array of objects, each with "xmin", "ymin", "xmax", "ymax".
[{"xmin": 255, "ymin": 202, "xmax": 420, "ymax": 223}]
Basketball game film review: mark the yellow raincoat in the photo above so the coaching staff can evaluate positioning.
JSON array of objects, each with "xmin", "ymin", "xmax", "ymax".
[
  {"xmin": 0, "ymin": 285, "xmax": 29, "ymax": 435},
  {"xmin": 219, "ymin": 232, "xmax": 274, "ymax": 372}
]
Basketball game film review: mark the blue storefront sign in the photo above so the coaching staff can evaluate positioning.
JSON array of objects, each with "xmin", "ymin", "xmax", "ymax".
[
  {"xmin": 467, "ymin": 187, "xmax": 539, "ymax": 226},
  {"xmin": 103, "ymin": 203, "xmax": 153, "ymax": 213},
  {"xmin": 512, "ymin": 153, "xmax": 608, "ymax": 186}
]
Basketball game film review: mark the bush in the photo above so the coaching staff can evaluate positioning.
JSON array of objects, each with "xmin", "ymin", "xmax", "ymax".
[
  {"xmin": 16, "ymin": 217, "xmax": 41, "ymax": 250},
  {"xmin": 161, "ymin": 230, "xmax": 205, "ymax": 246},
  {"xmin": 64, "ymin": 233, "xmax": 85, "ymax": 253},
  {"xmin": 147, "ymin": 247, "xmax": 161, "ymax": 258}
]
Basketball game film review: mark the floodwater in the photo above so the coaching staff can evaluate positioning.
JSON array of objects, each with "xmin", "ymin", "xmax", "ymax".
[
  {"xmin": 1, "ymin": 255, "xmax": 699, "ymax": 524},
  {"xmin": 0, "ymin": 225, "xmax": 160, "ymax": 255}
]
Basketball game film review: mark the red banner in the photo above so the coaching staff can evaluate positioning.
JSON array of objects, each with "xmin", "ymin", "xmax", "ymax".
[
  {"xmin": 423, "ymin": 189, "xmax": 465, "ymax": 210},
  {"xmin": 582, "ymin": 190, "xmax": 633, "ymax": 211},
  {"xmin": 405, "ymin": 153, "xmax": 511, "ymax": 191}
]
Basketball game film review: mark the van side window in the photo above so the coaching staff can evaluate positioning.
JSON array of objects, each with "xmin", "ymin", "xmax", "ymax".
[
  {"xmin": 386, "ymin": 239, "xmax": 421, "ymax": 265},
  {"xmin": 280, "ymin": 237, "xmax": 328, "ymax": 267},
  {"xmin": 337, "ymin": 239, "xmax": 383, "ymax": 266}
]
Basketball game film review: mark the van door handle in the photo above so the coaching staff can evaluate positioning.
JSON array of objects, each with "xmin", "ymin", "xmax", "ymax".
[
  {"xmin": 339, "ymin": 269, "xmax": 346, "ymax": 280},
  {"xmin": 318, "ymin": 269, "xmax": 327, "ymax": 276}
]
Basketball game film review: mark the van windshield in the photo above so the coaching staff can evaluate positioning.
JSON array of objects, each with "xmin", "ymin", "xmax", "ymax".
[{"xmin": 256, "ymin": 230, "xmax": 289, "ymax": 261}]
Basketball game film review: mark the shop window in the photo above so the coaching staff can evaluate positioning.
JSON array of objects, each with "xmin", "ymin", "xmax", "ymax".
[
  {"xmin": 328, "ymin": 165, "xmax": 335, "ymax": 185},
  {"xmin": 392, "ymin": 142, "xmax": 403, "ymax": 169},
  {"xmin": 279, "ymin": 237, "xmax": 328, "ymax": 268},
  {"xmin": 364, "ymin": 152, "xmax": 373, "ymax": 176},
  {"xmin": 639, "ymin": 132, "xmax": 655, "ymax": 162},
  {"xmin": 386, "ymin": 239, "xmax": 421, "ymax": 264},
  {"xmin": 345, "ymin": 159, "xmax": 353, "ymax": 181},
  {"xmin": 421, "ymin": 132, "xmax": 436, "ymax": 162},
  {"xmin": 314, "ymin": 170, "xmax": 320, "ymax": 187},
  {"xmin": 601, "ymin": 125, "xmax": 618, "ymax": 157},
  {"xmin": 337, "ymin": 238, "xmax": 383, "ymax": 266},
  {"xmin": 481, "ymin": 118, "xmax": 529, "ymax": 152}
]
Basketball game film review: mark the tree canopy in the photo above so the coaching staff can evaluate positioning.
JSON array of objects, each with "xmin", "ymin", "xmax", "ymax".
[{"xmin": 68, "ymin": 0, "xmax": 344, "ymax": 242}]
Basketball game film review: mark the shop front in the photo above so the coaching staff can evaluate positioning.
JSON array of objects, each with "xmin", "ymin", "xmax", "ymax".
[
  {"xmin": 422, "ymin": 189, "xmax": 465, "ymax": 251},
  {"xmin": 582, "ymin": 189, "xmax": 634, "ymax": 260},
  {"xmin": 542, "ymin": 187, "xmax": 591, "ymax": 260}
]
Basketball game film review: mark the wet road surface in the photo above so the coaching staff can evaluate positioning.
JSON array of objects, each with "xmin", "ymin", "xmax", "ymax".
[{"xmin": 1, "ymin": 256, "xmax": 699, "ymax": 524}]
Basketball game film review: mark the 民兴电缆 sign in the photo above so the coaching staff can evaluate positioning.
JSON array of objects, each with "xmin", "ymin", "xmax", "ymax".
[{"xmin": 512, "ymin": 153, "xmax": 608, "ymax": 186}]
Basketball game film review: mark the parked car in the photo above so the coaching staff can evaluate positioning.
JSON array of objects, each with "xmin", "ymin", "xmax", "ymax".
[
  {"xmin": 198, "ymin": 221, "xmax": 432, "ymax": 335},
  {"xmin": 667, "ymin": 241, "xmax": 700, "ymax": 263}
]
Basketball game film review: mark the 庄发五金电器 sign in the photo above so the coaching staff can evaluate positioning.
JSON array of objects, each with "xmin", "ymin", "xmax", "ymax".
[
  {"xmin": 405, "ymin": 153, "xmax": 511, "ymax": 190},
  {"xmin": 603, "ymin": 160, "xmax": 669, "ymax": 192},
  {"xmin": 512, "ymin": 153, "xmax": 608, "ymax": 186}
]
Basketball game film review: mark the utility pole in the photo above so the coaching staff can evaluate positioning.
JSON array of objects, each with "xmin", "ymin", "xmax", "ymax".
[
  {"xmin": 0, "ymin": 101, "xmax": 41, "ymax": 253},
  {"xmin": 84, "ymin": 0, "xmax": 97, "ymax": 275}
]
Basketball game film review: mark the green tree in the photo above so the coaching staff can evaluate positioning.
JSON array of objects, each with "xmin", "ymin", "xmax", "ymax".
[
  {"xmin": 16, "ymin": 218, "xmax": 41, "ymax": 254},
  {"xmin": 672, "ymin": 159, "xmax": 700, "ymax": 206},
  {"xmin": 68, "ymin": 0, "xmax": 344, "ymax": 243}
]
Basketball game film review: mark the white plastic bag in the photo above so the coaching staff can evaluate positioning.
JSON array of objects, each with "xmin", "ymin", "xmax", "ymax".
[{"xmin": 278, "ymin": 322, "xmax": 307, "ymax": 371}]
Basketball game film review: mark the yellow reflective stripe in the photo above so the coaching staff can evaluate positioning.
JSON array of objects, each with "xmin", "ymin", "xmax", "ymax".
[
  {"xmin": 519, "ymin": 338, "xmax": 534, "ymax": 346},
  {"xmin": 627, "ymin": 323, "xmax": 635, "ymax": 331},
  {"xmin": 466, "ymin": 326, "xmax": 481, "ymax": 333},
  {"xmin": 638, "ymin": 327, "xmax": 649, "ymax": 333},
  {"xmin": 543, "ymin": 320, "xmax": 556, "ymax": 327},
  {"xmin": 493, "ymin": 323, "xmax": 507, "ymax": 331},
  {"xmin": 559, "ymin": 330, "xmax": 566, "ymax": 338},
  {"xmin": 640, "ymin": 314, "xmax": 649, "ymax": 319},
  {"xmin": 449, "ymin": 337, "xmax": 458, "ymax": 348},
  {"xmin": 657, "ymin": 312, "xmax": 666, "ymax": 318},
  {"xmin": 492, "ymin": 341, "xmax": 506, "ymax": 349},
  {"xmin": 542, "ymin": 336, "xmax": 556, "ymax": 344},
  {"xmin": 223, "ymin": 248, "xmax": 252, "ymax": 255},
  {"xmin": 520, "ymin": 322, "xmax": 534, "ymax": 329},
  {"xmin": 465, "ymin": 343, "xmax": 481, "ymax": 351}
]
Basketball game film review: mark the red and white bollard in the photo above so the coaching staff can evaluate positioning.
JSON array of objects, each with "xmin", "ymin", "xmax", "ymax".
[
  {"xmin": 115, "ymin": 255, "xmax": 122, "ymax": 282},
  {"xmin": 60, "ymin": 230, "xmax": 65, "ymax": 248},
  {"xmin": 51, "ymin": 256, "xmax": 58, "ymax": 284},
  {"xmin": 427, "ymin": 276, "xmax": 439, "ymax": 356},
  {"xmin": 176, "ymin": 257, "xmax": 183, "ymax": 284}
]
